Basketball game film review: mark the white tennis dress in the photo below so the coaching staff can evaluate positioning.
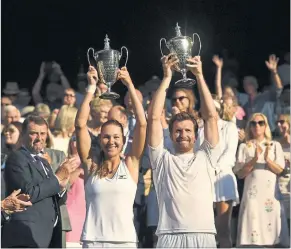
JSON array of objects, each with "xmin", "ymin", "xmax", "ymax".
[
  {"xmin": 195, "ymin": 119, "xmax": 240, "ymax": 205},
  {"xmin": 81, "ymin": 160, "xmax": 138, "ymax": 248}
]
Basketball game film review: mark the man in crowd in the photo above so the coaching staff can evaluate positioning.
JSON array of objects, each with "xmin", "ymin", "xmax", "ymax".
[{"xmin": 2, "ymin": 115, "xmax": 78, "ymax": 248}]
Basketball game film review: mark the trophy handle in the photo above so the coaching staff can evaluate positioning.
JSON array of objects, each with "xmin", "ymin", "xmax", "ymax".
[
  {"xmin": 120, "ymin": 46, "xmax": 129, "ymax": 67},
  {"xmin": 192, "ymin": 33, "xmax": 202, "ymax": 56},
  {"xmin": 87, "ymin": 47, "xmax": 95, "ymax": 66},
  {"xmin": 160, "ymin": 38, "xmax": 167, "ymax": 57}
]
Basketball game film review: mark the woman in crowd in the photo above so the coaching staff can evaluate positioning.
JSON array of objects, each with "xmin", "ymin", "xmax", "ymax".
[
  {"xmin": 66, "ymin": 135, "xmax": 86, "ymax": 248},
  {"xmin": 2, "ymin": 121, "xmax": 22, "ymax": 157},
  {"xmin": 171, "ymin": 87, "xmax": 199, "ymax": 120},
  {"xmin": 52, "ymin": 105, "xmax": 78, "ymax": 156},
  {"xmin": 195, "ymin": 96, "xmax": 239, "ymax": 248},
  {"xmin": 75, "ymin": 66, "xmax": 146, "ymax": 248},
  {"xmin": 276, "ymin": 114, "xmax": 290, "ymax": 231},
  {"xmin": 87, "ymin": 98, "xmax": 113, "ymax": 137},
  {"xmin": 213, "ymin": 55, "xmax": 246, "ymax": 123},
  {"xmin": 234, "ymin": 113, "xmax": 289, "ymax": 247}
]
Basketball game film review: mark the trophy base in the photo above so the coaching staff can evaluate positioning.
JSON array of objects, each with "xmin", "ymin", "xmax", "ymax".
[
  {"xmin": 99, "ymin": 92, "xmax": 120, "ymax": 100},
  {"xmin": 174, "ymin": 78, "xmax": 196, "ymax": 88}
]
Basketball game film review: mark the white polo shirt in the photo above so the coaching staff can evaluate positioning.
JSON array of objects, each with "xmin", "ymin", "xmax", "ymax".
[{"xmin": 148, "ymin": 140, "xmax": 220, "ymax": 235}]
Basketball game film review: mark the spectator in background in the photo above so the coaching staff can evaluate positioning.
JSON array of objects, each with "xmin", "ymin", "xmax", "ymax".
[
  {"xmin": 88, "ymin": 97, "xmax": 113, "ymax": 137},
  {"xmin": 2, "ymin": 82, "xmax": 20, "ymax": 106},
  {"xmin": 52, "ymin": 105, "xmax": 78, "ymax": 156},
  {"xmin": 234, "ymin": 113, "xmax": 289, "ymax": 247},
  {"xmin": 63, "ymin": 88, "xmax": 76, "ymax": 107},
  {"xmin": 66, "ymin": 136, "xmax": 85, "ymax": 248},
  {"xmin": 243, "ymin": 55, "xmax": 283, "ymax": 121},
  {"xmin": 212, "ymin": 55, "xmax": 246, "ymax": 124},
  {"xmin": 277, "ymin": 52, "xmax": 290, "ymax": 87},
  {"xmin": 32, "ymin": 61, "xmax": 71, "ymax": 110},
  {"xmin": 1, "ymin": 122, "xmax": 23, "ymax": 200},
  {"xmin": 124, "ymin": 88, "xmax": 143, "ymax": 133},
  {"xmin": 20, "ymin": 106, "xmax": 35, "ymax": 119},
  {"xmin": 195, "ymin": 96, "xmax": 239, "ymax": 248},
  {"xmin": 34, "ymin": 103, "xmax": 51, "ymax": 121},
  {"xmin": 2, "ymin": 122, "xmax": 23, "ymax": 156},
  {"xmin": 276, "ymin": 114, "xmax": 290, "ymax": 231},
  {"xmin": 1, "ymin": 97, "xmax": 12, "ymax": 132},
  {"xmin": 276, "ymin": 85, "xmax": 290, "ymax": 117},
  {"xmin": 2, "ymin": 105, "xmax": 21, "ymax": 126},
  {"xmin": 75, "ymin": 65, "xmax": 87, "ymax": 108}
]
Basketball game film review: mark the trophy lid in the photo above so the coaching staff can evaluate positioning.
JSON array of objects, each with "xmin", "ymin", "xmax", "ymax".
[
  {"xmin": 97, "ymin": 34, "xmax": 121, "ymax": 55},
  {"xmin": 168, "ymin": 22, "xmax": 192, "ymax": 45}
]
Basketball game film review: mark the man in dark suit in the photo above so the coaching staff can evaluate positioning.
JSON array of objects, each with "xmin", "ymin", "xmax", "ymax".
[{"xmin": 2, "ymin": 115, "xmax": 77, "ymax": 248}]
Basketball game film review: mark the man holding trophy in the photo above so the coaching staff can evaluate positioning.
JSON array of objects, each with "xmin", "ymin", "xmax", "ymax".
[{"xmin": 147, "ymin": 52, "xmax": 220, "ymax": 248}]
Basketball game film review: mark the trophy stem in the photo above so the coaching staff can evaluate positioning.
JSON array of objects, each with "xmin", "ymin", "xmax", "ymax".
[
  {"xmin": 175, "ymin": 69, "xmax": 196, "ymax": 87},
  {"xmin": 99, "ymin": 83, "xmax": 120, "ymax": 100},
  {"xmin": 181, "ymin": 69, "xmax": 187, "ymax": 81}
]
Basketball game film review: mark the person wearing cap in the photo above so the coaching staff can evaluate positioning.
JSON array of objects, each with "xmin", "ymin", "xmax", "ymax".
[{"xmin": 3, "ymin": 82, "xmax": 20, "ymax": 104}]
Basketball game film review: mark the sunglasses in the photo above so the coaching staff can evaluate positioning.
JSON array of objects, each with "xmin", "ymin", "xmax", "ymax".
[
  {"xmin": 64, "ymin": 94, "xmax": 75, "ymax": 97},
  {"xmin": 277, "ymin": 120, "xmax": 286, "ymax": 125},
  {"xmin": 250, "ymin": 120, "xmax": 265, "ymax": 127},
  {"xmin": 4, "ymin": 128, "xmax": 17, "ymax": 133},
  {"xmin": 172, "ymin": 96, "xmax": 188, "ymax": 103}
]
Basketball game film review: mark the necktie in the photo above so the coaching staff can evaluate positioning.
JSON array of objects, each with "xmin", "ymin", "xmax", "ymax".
[{"xmin": 34, "ymin": 155, "xmax": 50, "ymax": 178}]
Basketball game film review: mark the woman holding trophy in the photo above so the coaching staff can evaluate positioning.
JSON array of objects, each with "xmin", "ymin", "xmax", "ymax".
[{"xmin": 75, "ymin": 65, "xmax": 147, "ymax": 248}]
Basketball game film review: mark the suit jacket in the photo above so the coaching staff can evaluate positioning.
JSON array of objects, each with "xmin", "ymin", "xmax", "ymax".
[
  {"xmin": 44, "ymin": 148, "xmax": 72, "ymax": 232},
  {"xmin": 2, "ymin": 147, "xmax": 62, "ymax": 248}
]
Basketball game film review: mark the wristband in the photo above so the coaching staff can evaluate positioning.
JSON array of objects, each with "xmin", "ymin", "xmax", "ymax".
[{"xmin": 86, "ymin": 85, "xmax": 97, "ymax": 94}]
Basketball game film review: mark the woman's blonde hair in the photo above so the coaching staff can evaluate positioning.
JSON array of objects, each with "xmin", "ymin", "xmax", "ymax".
[
  {"xmin": 90, "ymin": 97, "xmax": 114, "ymax": 113},
  {"xmin": 279, "ymin": 114, "xmax": 290, "ymax": 133},
  {"xmin": 212, "ymin": 94, "xmax": 236, "ymax": 121},
  {"xmin": 54, "ymin": 105, "xmax": 78, "ymax": 136},
  {"xmin": 245, "ymin": 113, "xmax": 272, "ymax": 142}
]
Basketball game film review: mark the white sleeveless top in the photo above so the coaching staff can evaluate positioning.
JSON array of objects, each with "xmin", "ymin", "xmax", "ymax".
[{"xmin": 81, "ymin": 160, "xmax": 138, "ymax": 242}]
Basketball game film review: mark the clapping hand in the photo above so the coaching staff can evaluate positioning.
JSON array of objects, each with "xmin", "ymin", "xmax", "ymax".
[
  {"xmin": 55, "ymin": 157, "xmax": 79, "ymax": 188},
  {"xmin": 1, "ymin": 189, "xmax": 32, "ymax": 214}
]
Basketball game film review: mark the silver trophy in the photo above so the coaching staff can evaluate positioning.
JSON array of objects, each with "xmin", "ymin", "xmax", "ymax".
[
  {"xmin": 87, "ymin": 35, "xmax": 128, "ymax": 99},
  {"xmin": 160, "ymin": 23, "xmax": 201, "ymax": 87}
]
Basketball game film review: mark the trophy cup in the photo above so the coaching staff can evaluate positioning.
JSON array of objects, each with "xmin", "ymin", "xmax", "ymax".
[
  {"xmin": 160, "ymin": 23, "xmax": 201, "ymax": 87},
  {"xmin": 87, "ymin": 35, "xmax": 128, "ymax": 99}
]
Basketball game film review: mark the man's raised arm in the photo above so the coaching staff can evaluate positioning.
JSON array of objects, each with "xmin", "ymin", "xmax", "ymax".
[
  {"xmin": 147, "ymin": 54, "xmax": 178, "ymax": 148},
  {"xmin": 187, "ymin": 56, "xmax": 219, "ymax": 147}
]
